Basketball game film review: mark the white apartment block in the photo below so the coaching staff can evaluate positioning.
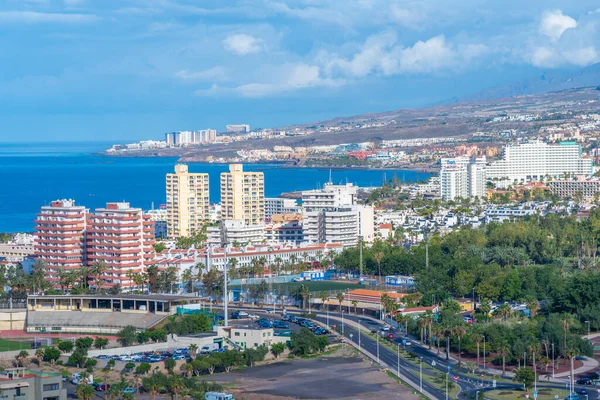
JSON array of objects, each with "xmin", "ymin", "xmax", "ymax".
[
  {"xmin": 440, "ymin": 158, "xmax": 486, "ymax": 201},
  {"xmin": 548, "ymin": 177, "xmax": 600, "ymax": 200},
  {"xmin": 226, "ymin": 124, "xmax": 250, "ymax": 133},
  {"xmin": 265, "ymin": 198, "xmax": 298, "ymax": 218},
  {"xmin": 207, "ymin": 220, "xmax": 265, "ymax": 247},
  {"xmin": 166, "ymin": 164, "xmax": 210, "ymax": 238},
  {"xmin": 487, "ymin": 141, "xmax": 593, "ymax": 187},
  {"xmin": 165, "ymin": 130, "xmax": 217, "ymax": 146},
  {"xmin": 301, "ymin": 183, "xmax": 358, "ymax": 211},
  {"xmin": 304, "ymin": 205, "xmax": 374, "ymax": 247}
]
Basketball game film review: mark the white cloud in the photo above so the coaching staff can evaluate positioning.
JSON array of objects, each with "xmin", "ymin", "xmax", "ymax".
[
  {"xmin": 196, "ymin": 63, "xmax": 344, "ymax": 98},
  {"xmin": 531, "ymin": 47, "xmax": 556, "ymax": 67},
  {"xmin": 530, "ymin": 46, "xmax": 599, "ymax": 68},
  {"xmin": 321, "ymin": 32, "xmax": 486, "ymax": 78},
  {"xmin": 539, "ymin": 9, "xmax": 577, "ymax": 40},
  {"xmin": 176, "ymin": 67, "xmax": 228, "ymax": 82},
  {"xmin": 222, "ymin": 34, "xmax": 263, "ymax": 55},
  {"xmin": 0, "ymin": 11, "xmax": 98, "ymax": 23}
]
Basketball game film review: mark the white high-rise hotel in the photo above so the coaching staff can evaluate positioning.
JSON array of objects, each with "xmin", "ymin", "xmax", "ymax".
[
  {"xmin": 487, "ymin": 141, "xmax": 592, "ymax": 186},
  {"xmin": 440, "ymin": 157, "xmax": 486, "ymax": 201},
  {"xmin": 440, "ymin": 142, "xmax": 593, "ymax": 198}
]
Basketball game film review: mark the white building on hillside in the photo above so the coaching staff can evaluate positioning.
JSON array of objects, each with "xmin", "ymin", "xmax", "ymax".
[
  {"xmin": 440, "ymin": 157, "xmax": 486, "ymax": 200},
  {"xmin": 487, "ymin": 141, "xmax": 593, "ymax": 187}
]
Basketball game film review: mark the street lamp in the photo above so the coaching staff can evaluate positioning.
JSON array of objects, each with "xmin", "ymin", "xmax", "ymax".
[
  {"xmin": 483, "ymin": 336, "xmax": 486, "ymax": 369},
  {"xmin": 397, "ymin": 343, "xmax": 400, "ymax": 378},
  {"xmin": 377, "ymin": 333, "xmax": 380, "ymax": 364},
  {"xmin": 341, "ymin": 310, "xmax": 345, "ymax": 335},
  {"xmin": 419, "ymin": 357, "xmax": 423, "ymax": 393},
  {"xmin": 552, "ymin": 343, "xmax": 555, "ymax": 378},
  {"xmin": 358, "ymin": 320, "xmax": 362, "ymax": 348},
  {"xmin": 585, "ymin": 320, "xmax": 590, "ymax": 336}
]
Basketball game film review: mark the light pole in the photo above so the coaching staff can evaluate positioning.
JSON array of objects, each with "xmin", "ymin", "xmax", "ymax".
[
  {"xmin": 377, "ymin": 333, "xmax": 380, "ymax": 364},
  {"xmin": 483, "ymin": 336, "xmax": 486, "ymax": 369},
  {"xmin": 341, "ymin": 310, "xmax": 345, "ymax": 336},
  {"xmin": 445, "ymin": 371, "xmax": 449, "ymax": 400},
  {"xmin": 533, "ymin": 352, "xmax": 536, "ymax": 394},
  {"xmin": 223, "ymin": 247, "xmax": 229, "ymax": 328},
  {"xmin": 552, "ymin": 343, "xmax": 555, "ymax": 378},
  {"xmin": 419, "ymin": 357, "xmax": 423, "ymax": 393},
  {"xmin": 327, "ymin": 308, "xmax": 329, "ymax": 327},
  {"xmin": 397, "ymin": 344, "xmax": 400, "ymax": 377},
  {"xmin": 585, "ymin": 320, "xmax": 590, "ymax": 336},
  {"xmin": 358, "ymin": 320, "xmax": 362, "ymax": 348}
]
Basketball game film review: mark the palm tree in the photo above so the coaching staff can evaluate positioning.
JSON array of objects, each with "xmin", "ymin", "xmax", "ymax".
[
  {"xmin": 498, "ymin": 342, "xmax": 511, "ymax": 375},
  {"xmin": 395, "ymin": 313, "xmax": 409, "ymax": 337},
  {"xmin": 560, "ymin": 314, "xmax": 575, "ymax": 353},
  {"xmin": 496, "ymin": 303, "xmax": 512, "ymax": 321},
  {"xmin": 432, "ymin": 323, "xmax": 443, "ymax": 355},
  {"xmin": 443, "ymin": 323, "xmax": 453, "ymax": 360},
  {"xmin": 336, "ymin": 292, "xmax": 345, "ymax": 312},
  {"xmin": 300, "ymin": 284, "xmax": 309, "ymax": 309},
  {"xmin": 351, "ymin": 300, "xmax": 358, "ymax": 314},
  {"xmin": 181, "ymin": 268, "xmax": 192, "ymax": 292},
  {"xmin": 31, "ymin": 260, "xmax": 47, "ymax": 293},
  {"xmin": 373, "ymin": 251, "xmax": 384, "ymax": 280},
  {"xmin": 167, "ymin": 375, "xmax": 185, "ymax": 400},
  {"xmin": 565, "ymin": 344, "xmax": 578, "ymax": 394},
  {"xmin": 90, "ymin": 260, "xmax": 108, "ymax": 291},
  {"xmin": 454, "ymin": 324, "xmax": 467, "ymax": 362},
  {"xmin": 417, "ymin": 317, "xmax": 426, "ymax": 344},
  {"xmin": 320, "ymin": 291, "xmax": 328, "ymax": 312},
  {"xmin": 188, "ymin": 343, "xmax": 198, "ymax": 357},
  {"xmin": 422, "ymin": 310, "xmax": 434, "ymax": 349}
]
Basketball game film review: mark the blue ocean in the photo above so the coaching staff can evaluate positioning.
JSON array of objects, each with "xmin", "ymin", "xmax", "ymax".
[{"xmin": 0, "ymin": 142, "xmax": 431, "ymax": 233}]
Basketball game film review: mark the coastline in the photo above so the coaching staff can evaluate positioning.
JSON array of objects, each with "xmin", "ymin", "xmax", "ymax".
[{"xmin": 96, "ymin": 152, "xmax": 439, "ymax": 173}]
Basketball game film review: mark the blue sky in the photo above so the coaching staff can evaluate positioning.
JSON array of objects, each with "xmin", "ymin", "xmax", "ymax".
[{"xmin": 1, "ymin": 0, "xmax": 600, "ymax": 142}]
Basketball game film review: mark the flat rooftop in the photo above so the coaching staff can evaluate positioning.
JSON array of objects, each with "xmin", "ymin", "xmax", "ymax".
[{"xmin": 28, "ymin": 294, "xmax": 197, "ymax": 302}]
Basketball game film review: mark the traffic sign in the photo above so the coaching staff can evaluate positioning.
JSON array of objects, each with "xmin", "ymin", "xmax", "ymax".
[
  {"xmin": 431, "ymin": 361, "xmax": 436, "ymax": 367},
  {"xmin": 533, "ymin": 390, "xmax": 537, "ymax": 400},
  {"xmin": 493, "ymin": 379, "xmax": 496, "ymax": 388},
  {"xmin": 555, "ymin": 395, "xmax": 559, "ymax": 399}
]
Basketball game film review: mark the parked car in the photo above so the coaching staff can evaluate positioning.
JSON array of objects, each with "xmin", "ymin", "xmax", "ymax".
[
  {"xmin": 315, "ymin": 328, "xmax": 329, "ymax": 335},
  {"xmin": 231, "ymin": 311, "xmax": 241, "ymax": 319},
  {"xmin": 577, "ymin": 378, "xmax": 593, "ymax": 386},
  {"xmin": 256, "ymin": 318, "xmax": 270, "ymax": 325},
  {"xmin": 282, "ymin": 314, "xmax": 293, "ymax": 321},
  {"xmin": 577, "ymin": 388, "xmax": 587, "ymax": 395},
  {"xmin": 265, "ymin": 309, "xmax": 275, "ymax": 314},
  {"xmin": 122, "ymin": 388, "xmax": 137, "ymax": 394},
  {"xmin": 238, "ymin": 311, "xmax": 249, "ymax": 317},
  {"xmin": 248, "ymin": 314, "xmax": 259, "ymax": 320},
  {"xmin": 564, "ymin": 394, "xmax": 580, "ymax": 400},
  {"xmin": 173, "ymin": 354, "xmax": 186, "ymax": 360},
  {"xmin": 96, "ymin": 384, "xmax": 111, "ymax": 392},
  {"xmin": 387, "ymin": 333, "xmax": 395, "ymax": 340},
  {"xmin": 273, "ymin": 321, "xmax": 289, "ymax": 329},
  {"xmin": 259, "ymin": 321, "xmax": 273, "ymax": 328}
]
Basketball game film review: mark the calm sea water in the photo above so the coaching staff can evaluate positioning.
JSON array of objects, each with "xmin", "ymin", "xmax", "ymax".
[{"xmin": 0, "ymin": 142, "xmax": 430, "ymax": 233}]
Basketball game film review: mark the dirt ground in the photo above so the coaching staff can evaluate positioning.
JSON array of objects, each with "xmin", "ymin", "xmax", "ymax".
[{"xmin": 201, "ymin": 348, "xmax": 421, "ymax": 400}]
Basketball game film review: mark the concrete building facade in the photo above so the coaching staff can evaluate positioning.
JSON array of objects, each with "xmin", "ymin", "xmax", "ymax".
[
  {"xmin": 86, "ymin": 202, "xmax": 155, "ymax": 289},
  {"xmin": 220, "ymin": 164, "xmax": 265, "ymax": 226},
  {"xmin": 166, "ymin": 164, "xmax": 210, "ymax": 238},
  {"xmin": 487, "ymin": 141, "xmax": 593, "ymax": 186},
  {"xmin": 33, "ymin": 200, "xmax": 88, "ymax": 286}
]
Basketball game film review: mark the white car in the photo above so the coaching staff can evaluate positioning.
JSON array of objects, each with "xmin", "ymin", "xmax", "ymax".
[
  {"xmin": 238, "ymin": 311, "xmax": 249, "ymax": 317},
  {"xmin": 248, "ymin": 314, "xmax": 259, "ymax": 320},
  {"xmin": 265, "ymin": 309, "xmax": 275, "ymax": 314}
]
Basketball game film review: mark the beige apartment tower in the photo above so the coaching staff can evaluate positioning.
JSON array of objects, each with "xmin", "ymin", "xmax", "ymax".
[
  {"xmin": 220, "ymin": 164, "xmax": 265, "ymax": 225},
  {"xmin": 166, "ymin": 164, "xmax": 210, "ymax": 238}
]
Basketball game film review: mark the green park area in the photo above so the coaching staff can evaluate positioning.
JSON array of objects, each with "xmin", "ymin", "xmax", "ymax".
[
  {"xmin": 481, "ymin": 388, "xmax": 569, "ymax": 400},
  {"xmin": 0, "ymin": 338, "xmax": 30, "ymax": 352}
]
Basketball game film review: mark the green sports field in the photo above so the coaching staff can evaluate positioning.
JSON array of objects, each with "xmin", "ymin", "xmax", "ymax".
[
  {"xmin": 0, "ymin": 338, "xmax": 29, "ymax": 352},
  {"xmin": 274, "ymin": 281, "xmax": 362, "ymax": 293}
]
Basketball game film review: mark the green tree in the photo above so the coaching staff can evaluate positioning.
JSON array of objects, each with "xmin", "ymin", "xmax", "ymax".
[
  {"xmin": 164, "ymin": 357, "xmax": 176, "ymax": 374},
  {"xmin": 136, "ymin": 362, "xmax": 151, "ymax": 375},
  {"xmin": 94, "ymin": 336, "xmax": 109, "ymax": 349},
  {"xmin": 117, "ymin": 325, "xmax": 138, "ymax": 347},
  {"xmin": 43, "ymin": 346, "xmax": 61, "ymax": 364},
  {"xmin": 513, "ymin": 367, "xmax": 535, "ymax": 390},
  {"xmin": 271, "ymin": 342, "xmax": 286, "ymax": 358},
  {"xmin": 57, "ymin": 341, "xmax": 74, "ymax": 353},
  {"xmin": 75, "ymin": 384, "xmax": 96, "ymax": 400}
]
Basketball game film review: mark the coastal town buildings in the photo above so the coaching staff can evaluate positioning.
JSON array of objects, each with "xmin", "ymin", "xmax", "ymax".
[
  {"xmin": 165, "ymin": 130, "xmax": 217, "ymax": 146},
  {"xmin": 548, "ymin": 176, "xmax": 600, "ymax": 200},
  {"xmin": 86, "ymin": 202, "xmax": 156, "ymax": 288},
  {"xmin": 265, "ymin": 197, "xmax": 298, "ymax": 218},
  {"xmin": 166, "ymin": 164, "xmax": 210, "ymax": 238},
  {"xmin": 33, "ymin": 200, "xmax": 88, "ymax": 285},
  {"xmin": 487, "ymin": 141, "xmax": 593, "ymax": 187},
  {"xmin": 226, "ymin": 124, "xmax": 250, "ymax": 133},
  {"xmin": 220, "ymin": 164, "xmax": 265, "ymax": 226},
  {"xmin": 440, "ymin": 157, "xmax": 486, "ymax": 200}
]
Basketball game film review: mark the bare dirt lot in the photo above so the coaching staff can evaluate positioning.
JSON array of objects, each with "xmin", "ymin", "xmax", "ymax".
[{"xmin": 202, "ymin": 352, "xmax": 420, "ymax": 400}]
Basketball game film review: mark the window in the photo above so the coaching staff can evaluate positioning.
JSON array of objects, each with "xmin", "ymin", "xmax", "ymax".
[
  {"xmin": 43, "ymin": 383, "xmax": 60, "ymax": 391},
  {"xmin": 234, "ymin": 332, "xmax": 240, "ymax": 337}
]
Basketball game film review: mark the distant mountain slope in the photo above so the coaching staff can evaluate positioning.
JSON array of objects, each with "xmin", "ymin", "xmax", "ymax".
[{"xmin": 460, "ymin": 63, "xmax": 600, "ymax": 102}]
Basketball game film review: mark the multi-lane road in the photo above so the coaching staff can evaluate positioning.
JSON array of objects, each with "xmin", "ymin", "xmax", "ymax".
[{"xmin": 220, "ymin": 305, "xmax": 597, "ymax": 400}]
